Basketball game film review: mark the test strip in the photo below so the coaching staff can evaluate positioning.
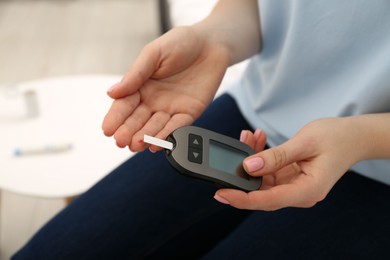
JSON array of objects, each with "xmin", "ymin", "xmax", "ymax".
[{"xmin": 144, "ymin": 135, "xmax": 173, "ymax": 150}]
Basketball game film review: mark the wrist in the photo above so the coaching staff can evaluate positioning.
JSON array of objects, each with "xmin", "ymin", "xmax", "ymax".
[
  {"xmin": 345, "ymin": 113, "xmax": 390, "ymax": 162},
  {"xmin": 191, "ymin": 0, "xmax": 261, "ymax": 65},
  {"xmin": 191, "ymin": 22, "xmax": 233, "ymax": 65}
]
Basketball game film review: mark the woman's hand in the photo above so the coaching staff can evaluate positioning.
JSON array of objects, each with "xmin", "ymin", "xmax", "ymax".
[
  {"xmin": 102, "ymin": 26, "xmax": 230, "ymax": 152},
  {"xmin": 214, "ymin": 117, "xmax": 371, "ymax": 211}
]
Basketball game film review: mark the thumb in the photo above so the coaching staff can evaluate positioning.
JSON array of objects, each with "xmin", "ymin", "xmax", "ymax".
[
  {"xmin": 243, "ymin": 137, "xmax": 311, "ymax": 176},
  {"xmin": 107, "ymin": 43, "xmax": 160, "ymax": 99}
]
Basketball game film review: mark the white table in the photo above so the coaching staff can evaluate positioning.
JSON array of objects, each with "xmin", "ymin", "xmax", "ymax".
[{"xmin": 0, "ymin": 75, "xmax": 133, "ymax": 198}]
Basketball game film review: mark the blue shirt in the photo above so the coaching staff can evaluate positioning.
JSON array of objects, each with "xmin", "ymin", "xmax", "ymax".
[{"xmin": 229, "ymin": 0, "xmax": 390, "ymax": 184}]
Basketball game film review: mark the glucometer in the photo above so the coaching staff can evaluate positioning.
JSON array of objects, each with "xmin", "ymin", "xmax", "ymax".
[{"xmin": 145, "ymin": 126, "xmax": 262, "ymax": 192}]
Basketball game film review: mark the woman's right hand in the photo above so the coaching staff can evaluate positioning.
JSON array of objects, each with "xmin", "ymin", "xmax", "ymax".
[{"xmin": 102, "ymin": 26, "xmax": 230, "ymax": 152}]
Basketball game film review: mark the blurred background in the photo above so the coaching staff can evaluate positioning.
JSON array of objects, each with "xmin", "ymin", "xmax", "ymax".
[
  {"xmin": 0, "ymin": 0, "xmax": 159, "ymax": 258},
  {"xmin": 0, "ymin": 0, "xmax": 159, "ymax": 84}
]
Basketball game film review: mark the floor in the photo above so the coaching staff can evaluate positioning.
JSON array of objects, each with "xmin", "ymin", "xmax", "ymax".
[{"xmin": 0, "ymin": 0, "xmax": 159, "ymax": 258}]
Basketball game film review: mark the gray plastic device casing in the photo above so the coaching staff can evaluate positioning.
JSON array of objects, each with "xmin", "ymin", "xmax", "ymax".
[{"xmin": 165, "ymin": 126, "xmax": 262, "ymax": 192}]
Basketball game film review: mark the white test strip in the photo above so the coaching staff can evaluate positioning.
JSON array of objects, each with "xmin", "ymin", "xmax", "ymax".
[{"xmin": 144, "ymin": 135, "xmax": 173, "ymax": 150}]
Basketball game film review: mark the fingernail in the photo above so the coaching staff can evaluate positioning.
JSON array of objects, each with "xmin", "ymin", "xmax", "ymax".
[
  {"xmin": 244, "ymin": 157, "xmax": 264, "ymax": 172},
  {"xmin": 254, "ymin": 129, "xmax": 262, "ymax": 139},
  {"xmin": 107, "ymin": 82, "xmax": 120, "ymax": 94},
  {"xmin": 214, "ymin": 194, "xmax": 230, "ymax": 205},
  {"xmin": 240, "ymin": 130, "xmax": 248, "ymax": 142}
]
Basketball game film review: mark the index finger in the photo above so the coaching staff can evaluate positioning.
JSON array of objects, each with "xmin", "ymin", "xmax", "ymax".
[
  {"xmin": 215, "ymin": 184, "xmax": 317, "ymax": 211},
  {"xmin": 102, "ymin": 92, "xmax": 141, "ymax": 137}
]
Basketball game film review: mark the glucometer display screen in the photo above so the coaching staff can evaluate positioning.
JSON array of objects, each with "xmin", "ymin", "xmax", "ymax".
[{"xmin": 209, "ymin": 140, "xmax": 248, "ymax": 175}]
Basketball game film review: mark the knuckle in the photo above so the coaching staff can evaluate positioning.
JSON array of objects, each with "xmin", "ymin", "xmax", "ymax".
[
  {"xmin": 152, "ymin": 111, "xmax": 170, "ymax": 126},
  {"xmin": 263, "ymin": 205, "xmax": 282, "ymax": 212},
  {"xmin": 271, "ymin": 147, "xmax": 288, "ymax": 169},
  {"xmin": 300, "ymin": 191, "xmax": 328, "ymax": 208},
  {"xmin": 300, "ymin": 201, "xmax": 318, "ymax": 208},
  {"xmin": 314, "ymin": 190, "xmax": 328, "ymax": 203}
]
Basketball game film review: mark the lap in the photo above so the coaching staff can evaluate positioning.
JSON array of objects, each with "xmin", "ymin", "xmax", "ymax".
[{"xmin": 204, "ymin": 171, "xmax": 390, "ymax": 259}]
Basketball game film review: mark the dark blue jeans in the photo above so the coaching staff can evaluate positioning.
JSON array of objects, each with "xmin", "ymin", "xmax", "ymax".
[{"xmin": 13, "ymin": 94, "xmax": 390, "ymax": 259}]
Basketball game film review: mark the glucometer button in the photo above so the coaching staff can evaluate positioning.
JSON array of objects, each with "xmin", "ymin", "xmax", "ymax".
[
  {"xmin": 188, "ymin": 134, "xmax": 203, "ymax": 164},
  {"xmin": 189, "ymin": 134, "xmax": 203, "ymax": 149},
  {"xmin": 188, "ymin": 147, "xmax": 202, "ymax": 164}
]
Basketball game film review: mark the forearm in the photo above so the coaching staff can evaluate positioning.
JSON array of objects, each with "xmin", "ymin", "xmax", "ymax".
[
  {"xmin": 348, "ymin": 113, "xmax": 390, "ymax": 161},
  {"xmin": 192, "ymin": 0, "xmax": 262, "ymax": 66}
]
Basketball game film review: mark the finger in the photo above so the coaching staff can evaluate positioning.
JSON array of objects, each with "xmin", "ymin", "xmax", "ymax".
[
  {"xmin": 240, "ymin": 130, "xmax": 255, "ymax": 149},
  {"xmin": 130, "ymin": 111, "xmax": 171, "ymax": 151},
  {"xmin": 215, "ymin": 184, "xmax": 315, "ymax": 211},
  {"xmin": 243, "ymin": 136, "xmax": 313, "ymax": 176},
  {"xmin": 150, "ymin": 113, "xmax": 194, "ymax": 152},
  {"xmin": 113, "ymin": 104, "xmax": 152, "ymax": 148},
  {"xmin": 107, "ymin": 43, "xmax": 160, "ymax": 99},
  {"xmin": 253, "ymin": 129, "xmax": 267, "ymax": 152},
  {"xmin": 102, "ymin": 93, "xmax": 141, "ymax": 136},
  {"xmin": 240, "ymin": 129, "xmax": 267, "ymax": 153}
]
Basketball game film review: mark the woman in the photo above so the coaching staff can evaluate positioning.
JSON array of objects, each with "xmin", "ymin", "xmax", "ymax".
[{"xmin": 14, "ymin": 0, "xmax": 390, "ymax": 259}]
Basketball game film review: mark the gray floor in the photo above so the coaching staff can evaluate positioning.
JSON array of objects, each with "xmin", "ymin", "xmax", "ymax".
[{"xmin": 0, "ymin": 0, "xmax": 159, "ymax": 258}]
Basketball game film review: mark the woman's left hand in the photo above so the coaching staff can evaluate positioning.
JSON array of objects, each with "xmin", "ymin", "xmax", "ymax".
[{"xmin": 214, "ymin": 118, "xmax": 364, "ymax": 211}]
